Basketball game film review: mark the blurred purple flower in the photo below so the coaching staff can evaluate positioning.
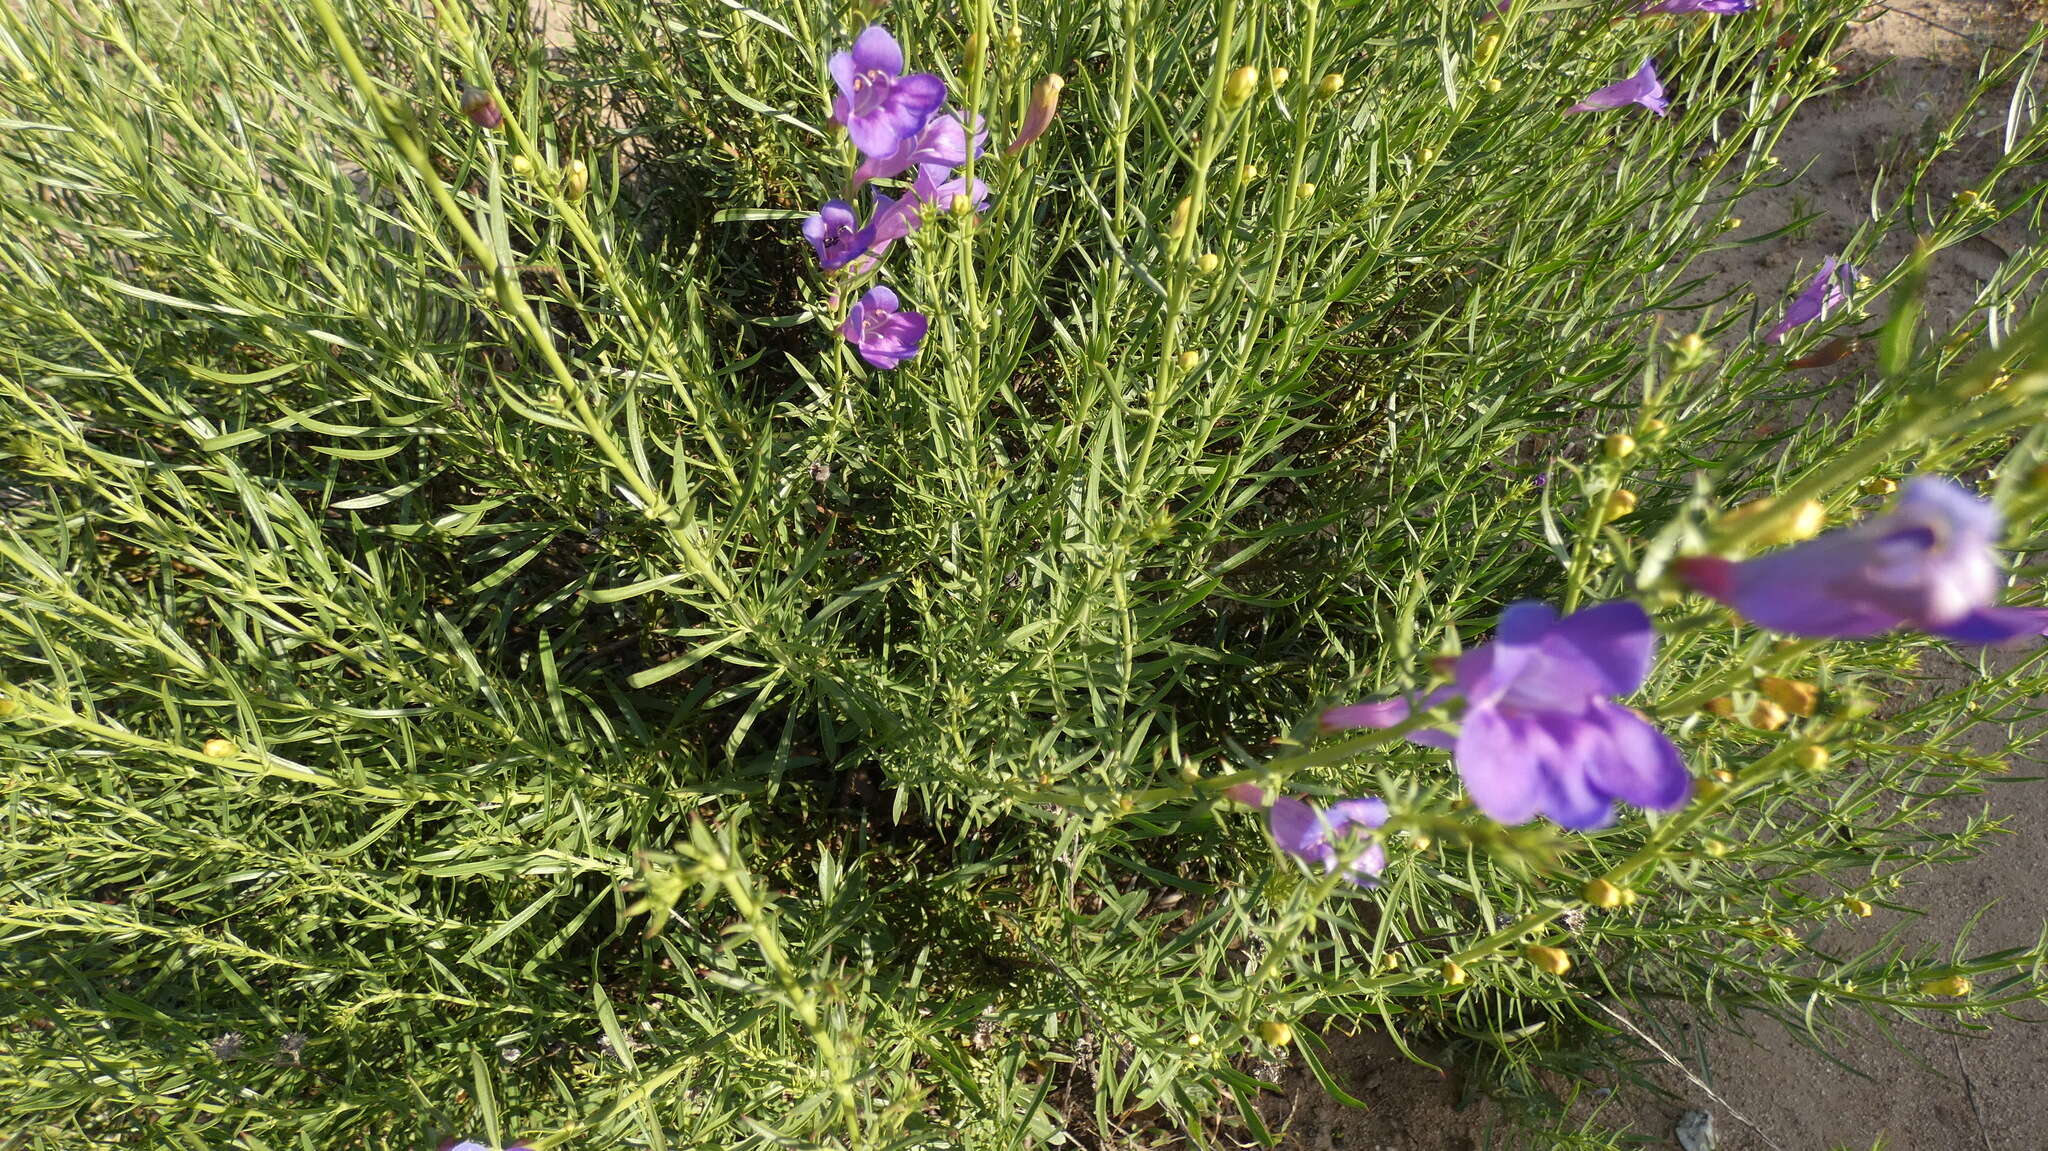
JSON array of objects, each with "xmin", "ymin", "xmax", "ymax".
[
  {"xmin": 1269, "ymin": 795, "xmax": 1389, "ymax": 887},
  {"xmin": 840, "ymin": 286, "xmax": 928, "ymax": 369},
  {"xmin": 1641, "ymin": 0, "xmax": 1752, "ymax": 12},
  {"xmin": 802, "ymin": 199, "xmax": 876, "ymax": 270},
  {"xmin": 1763, "ymin": 256, "xmax": 1857, "ymax": 344},
  {"xmin": 445, "ymin": 1142, "xmax": 532, "ymax": 1151},
  {"xmin": 1324, "ymin": 601, "xmax": 1688, "ymax": 830},
  {"xmin": 830, "ymin": 26, "xmax": 948, "ymax": 159},
  {"xmin": 1568, "ymin": 60, "xmax": 1669, "ymax": 117},
  {"xmin": 853, "ymin": 111, "xmax": 986, "ymax": 189},
  {"xmin": 1676, "ymin": 477, "xmax": 2048, "ymax": 644}
]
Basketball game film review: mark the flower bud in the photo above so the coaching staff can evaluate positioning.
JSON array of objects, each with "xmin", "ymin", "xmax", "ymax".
[
  {"xmin": 1295, "ymin": 181, "xmax": 1316, "ymax": 199},
  {"xmin": 1795, "ymin": 744, "xmax": 1830, "ymax": 773},
  {"xmin": 1476, "ymin": 32, "xmax": 1503, "ymax": 66},
  {"xmin": 1317, "ymin": 73, "xmax": 1345, "ymax": 97},
  {"xmin": 1440, "ymin": 960, "xmax": 1467, "ymax": 986},
  {"xmin": 1603, "ymin": 433, "xmax": 1637, "ymax": 460},
  {"xmin": 0, "ymin": 694, "xmax": 17, "ymax": 718},
  {"xmin": 1177, "ymin": 349, "xmax": 1204, "ymax": 371},
  {"xmin": 1416, "ymin": 147, "xmax": 1437, "ymax": 165},
  {"xmin": 1196, "ymin": 252, "xmax": 1221, "ymax": 275},
  {"xmin": 1669, "ymin": 331, "xmax": 1714, "ymax": 371},
  {"xmin": 1619, "ymin": 886, "xmax": 1639, "ymax": 907},
  {"xmin": 1748, "ymin": 699, "xmax": 1789, "ymax": 731},
  {"xmin": 563, "ymin": 158, "xmax": 589, "ymax": 200},
  {"xmin": 1603, "ymin": 488, "xmax": 1638, "ymax": 521},
  {"xmin": 1483, "ymin": 77, "xmax": 1502, "ymax": 93},
  {"xmin": 1258, "ymin": 1020, "xmax": 1294, "ymax": 1046},
  {"xmin": 1006, "ymin": 74, "xmax": 1065, "ymax": 155},
  {"xmin": 1724, "ymin": 216, "xmax": 1743, "ymax": 229},
  {"xmin": 1844, "ymin": 897, "xmax": 1874, "ymax": 918},
  {"xmin": 509, "ymin": 154, "xmax": 533, "ymax": 176},
  {"xmin": 1524, "ymin": 945, "xmax": 1572, "ymax": 976},
  {"xmin": 1167, "ymin": 195, "xmax": 1193, "ymax": 239},
  {"xmin": 1703, "ymin": 697, "xmax": 1735, "ymax": 718},
  {"xmin": 1582, "ymin": 878, "xmax": 1623, "ymax": 908},
  {"xmin": 460, "ymin": 85, "xmax": 502, "ymax": 130},
  {"xmin": 1642, "ymin": 417, "xmax": 1669, "ymax": 436},
  {"xmin": 1269, "ymin": 67, "xmax": 1291, "ymax": 89},
  {"xmin": 1759, "ymin": 676, "xmax": 1819, "ymax": 717},
  {"xmin": 1771, "ymin": 499, "xmax": 1827, "ymax": 544},
  {"xmin": 1223, "ymin": 782, "xmax": 1268, "ymax": 806},
  {"xmin": 1919, "ymin": 975, "xmax": 1971, "ymax": 997},
  {"xmin": 1223, "ymin": 66, "xmax": 1260, "ymax": 109},
  {"xmin": 949, "ymin": 194, "xmax": 977, "ymax": 217},
  {"xmin": 1237, "ymin": 163, "xmax": 1260, "ymax": 185},
  {"xmin": 1693, "ymin": 779, "xmax": 1725, "ymax": 802},
  {"xmin": 202, "ymin": 738, "xmax": 237, "ymax": 758},
  {"xmin": 1860, "ymin": 476, "xmax": 1898, "ymax": 496},
  {"xmin": 1703, "ymin": 838, "xmax": 1730, "ymax": 858}
]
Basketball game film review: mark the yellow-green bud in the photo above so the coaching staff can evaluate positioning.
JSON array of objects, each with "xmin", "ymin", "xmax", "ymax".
[
  {"xmin": 1748, "ymin": 699, "xmax": 1789, "ymax": 731},
  {"xmin": 1603, "ymin": 433, "xmax": 1637, "ymax": 460},
  {"xmin": 1177, "ymin": 349, "xmax": 1204, "ymax": 371},
  {"xmin": 949, "ymin": 194, "xmax": 977, "ymax": 217},
  {"xmin": 1642, "ymin": 417, "xmax": 1669, "ymax": 437},
  {"xmin": 202, "ymin": 738, "xmax": 237, "ymax": 759},
  {"xmin": 1774, "ymin": 499, "xmax": 1827, "ymax": 544},
  {"xmin": 1795, "ymin": 745, "xmax": 1830, "ymax": 773},
  {"xmin": 1269, "ymin": 67, "xmax": 1291, "ymax": 89},
  {"xmin": 1759, "ymin": 676, "xmax": 1819, "ymax": 717},
  {"xmin": 0, "ymin": 695, "xmax": 16, "ymax": 719},
  {"xmin": 1919, "ymin": 975, "xmax": 1972, "ymax": 997},
  {"xmin": 1524, "ymin": 944, "xmax": 1572, "ymax": 976},
  {"xmin": 1582, "ymin": 878, "xmax": 1623, "ymax": 908},
  {"xmin": 1476, "ymin": 31, "xmax": 1503, "ymax": 66},
  {"xmin": 1416, "ymin": 147, "xmax": 1437, "ymax": 165},
  {"xmin": 1483, "ymin": 77, "xmax": 1502, "ymax": 93},
  {"xmin": 1295, "ymin": 181, "xmax": 1316, "ymax": 199},
  {"xmin": 1237, "ymin": 163, "xmax": 1260, "ymax": 185},
  {"xmin": 1603, "ymin": 488, "xmax": 1638, "ymax": 521},
  {"xmin": 1196, "ymin": 252, "xmax": 1221, "ymax": 275},
  {"xmin": 1318, "ymin": 73, "xmax": 1345, "ymax": 97},
  {"xmin": 1440, "ymin": 960, "xmax": 1467, "ymax": 986},
  {"xmin": 1223, "ymin": 66, "xmax": 1260, "ymax": 109},
  {"xmin": 1166, "ymin": 196, "xmax": 1193, "ymax": 240},
  {"xmin": 1861, "ymin": 476, "xmax": 1899, "ymax": 496},
  {"xmin": 563, "ymin": 158, "xmax": 589, "ymax": 200},
  {"xmin": 509, "ymin": 154, "xmax": 533, "ymax": 176},
  {"xmin": 1845, "ymin": 897, "xmax": 1874, "ymax": 918},
  {"xmin": 1258, "ymin": 1020, "xmax": 1294, "ymax": 1046},
  {"xmin": 1703, "ymin": 837, "xmax": 1730, "ymax": 858}
]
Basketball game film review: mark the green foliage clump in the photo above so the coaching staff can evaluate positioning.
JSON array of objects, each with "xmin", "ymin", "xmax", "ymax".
[{"xmin": 2, "ymin": 0, "xmax": 2046, "ymax": 1147}]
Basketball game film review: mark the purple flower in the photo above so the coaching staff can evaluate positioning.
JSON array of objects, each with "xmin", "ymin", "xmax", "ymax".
[
  {"xmin": 1640, "ymin": 0, "xmax": 1752, "ymax": 12},
  {"xmin": 1567, "ymin": 60, "xmax": 1669, "ymax": 117},
  {"xmin": 445, "ymin": 1142, "xmax": 532, "ymax": 1151},
  {"xmin": 839, "ymin": 286, "xmax": 927, "ymax": 369},
  {"xmin": 830, "ymin": 26, "xmax": 948, "ymax": 160},
  {"xmin": 1675, "ymin": 478, "xmax": 2048, "ymax": 644},
  {"xmin": 802, "ymin": 199, "xmax": 876, "ymax": 270},
  {"xmin": 852, "ymin": 112, "xmax": 986, "ymax": 189},
  {"xmin": 1763, "ymin": 256, "xmax": 1857, "ymax": 345},
  {"xmin": 1269, "ymin": 795, "xmax": 1389, "ymax": 887},
  {"xmin": 1324, "ymin": 601, "xmax": 1688, "ymax": 831},
  {"xmin": 856, "ymin": 168, "xmax": 990, "ymax": 267}
]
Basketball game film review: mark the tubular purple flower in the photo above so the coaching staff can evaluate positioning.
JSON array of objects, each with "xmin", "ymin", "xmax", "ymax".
[
  {"xmin": 801, "ymin": 199, "xmax": 876, "ymax": 270},
  {"xmin": 1675, "ymin": 478, "xmax": 2048, "ymax": 644},
  {"xmin": 830, "ymin": 26, "xmax": 948, "ymax": 159},
  {"xmin": 854, "ymin": 169, "xmax": 989, "ymax": 268},
  {"xmin": 1324, "ymin": 601, "xmax": 1689, "ymax": 831},
  {"xmin": 1763, "ymin": 256, "xmax": 1857, "ymax": 344},
  {"xmin": 1567, "ymin": 60, "xmax": 1669, "ymax": 117},
  {"xmin": 852, "ymin": 111, "xmax": 987, "ymax": 189},
  {"xmin": 1269, "ymin": 796, "xmax": 1389, "ymax": 887},
  {"xmin": 839, "ymin": 286, "xmax": 928, "ymax": 369},
  {"xmin": 1641, "ymin": 0, "xmax": 1753, "ymax": 12}
]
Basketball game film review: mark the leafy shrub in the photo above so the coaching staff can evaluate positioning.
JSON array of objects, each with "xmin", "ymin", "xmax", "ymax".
[{"xmin": 2, "ymin": 0, "xmax": 2046, "ymax": 1147}]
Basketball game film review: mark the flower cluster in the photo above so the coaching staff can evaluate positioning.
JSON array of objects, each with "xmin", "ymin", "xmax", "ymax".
[
  {"xmin": 803, "ymin": 25, "xmax": 995, "ymax": 370},
  {"xmin": 1286, "ymin": 476, "xmax": 2043, "ymax": 869}
]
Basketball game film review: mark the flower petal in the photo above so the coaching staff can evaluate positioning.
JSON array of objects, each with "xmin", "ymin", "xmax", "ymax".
[
  {"xmin": 1268, "ymin": 796, "xmax": 1329, "ymax": 862},
  {"xmin": 1454, "ymin": 705, "xmax": 1545, "ymax": 825},
  {"xmin": 1584, "ymin": 701, "xmax": 1690, "ymax": 812},
  {"xmin": 1930, "ymin": 606, "xmax": 2048, "ymax": 645},
  {"xmin": 849, "ymin": 24, "xmax": 903, "ymax": 77},
  {"xmin": 1547, "ymin": 600, "xmax": 1657, "ymax": 696}
]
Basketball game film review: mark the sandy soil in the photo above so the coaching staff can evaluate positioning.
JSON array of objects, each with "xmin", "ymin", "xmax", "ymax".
[{"xmin": 1271, "ymin": 3, "xmax": 2048, "ymax": 1148}]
